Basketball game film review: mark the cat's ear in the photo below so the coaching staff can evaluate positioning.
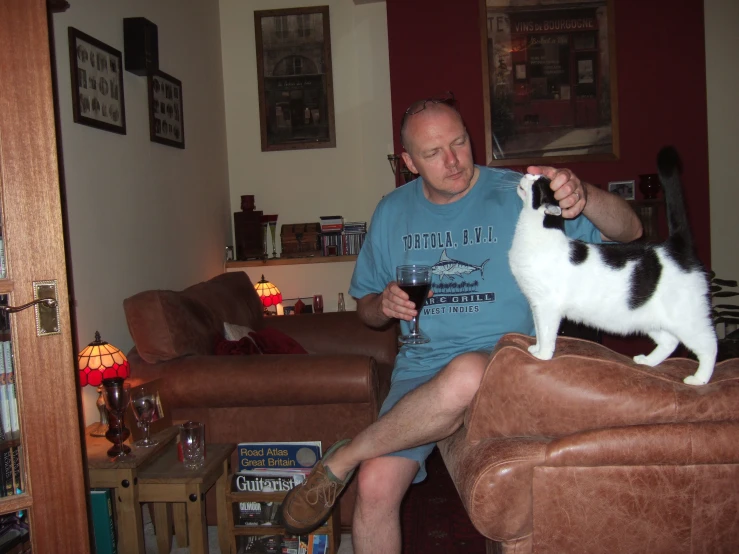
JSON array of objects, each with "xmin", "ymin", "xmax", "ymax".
[{"xmin": 544, "ymin": 204, "xmax": 562, "ymax": 216}]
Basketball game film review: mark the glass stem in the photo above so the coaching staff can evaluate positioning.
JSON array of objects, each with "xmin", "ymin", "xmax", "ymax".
[{"xmin": 411, "ymin": 315, "xmax": 419, "ymax": 336}]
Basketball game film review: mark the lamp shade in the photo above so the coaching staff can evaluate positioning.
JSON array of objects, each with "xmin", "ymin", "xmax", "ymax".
[
  {"xmin": 254, "ymin": 275, "xmax": 282, "ymax": 308},
  {"xmin": 78, "ymin": 331, "xmax": 130, "ymax": 387}
]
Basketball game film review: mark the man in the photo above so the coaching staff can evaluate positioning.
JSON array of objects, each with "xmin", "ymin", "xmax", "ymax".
[{"xmin": 280, "ymin": 95, "xmax": 643, "ymax": 552}]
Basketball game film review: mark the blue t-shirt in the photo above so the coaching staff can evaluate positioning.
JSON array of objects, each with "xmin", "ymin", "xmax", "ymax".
[{"xmin": 349, "ymin": 166, "xmax": 602, "ymax": 383}]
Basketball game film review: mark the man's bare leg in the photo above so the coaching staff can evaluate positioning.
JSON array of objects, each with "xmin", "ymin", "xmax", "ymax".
[
  {"xmin": 328, "ymin": 351, "xmax": 487, "ymax": 479},
  {"xmin": 351, "ymin": 456, "xmax": 418, "ymax": 554}
]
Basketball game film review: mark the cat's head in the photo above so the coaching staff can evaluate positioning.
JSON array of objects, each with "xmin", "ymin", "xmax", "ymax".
[{"xmin": 517, "ymin": 174, "xmax": 562, "ymax": 217}]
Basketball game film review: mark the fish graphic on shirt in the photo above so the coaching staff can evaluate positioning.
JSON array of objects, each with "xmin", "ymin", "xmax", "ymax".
[{"xmin": 432, "ymin": 250, "xmax": 489, "ymax": 281}]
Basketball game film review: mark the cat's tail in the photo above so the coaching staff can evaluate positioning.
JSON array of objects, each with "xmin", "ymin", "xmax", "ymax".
[{"xmin": 657, "ymin": 146, "xmax": 692, "ymax": 249}]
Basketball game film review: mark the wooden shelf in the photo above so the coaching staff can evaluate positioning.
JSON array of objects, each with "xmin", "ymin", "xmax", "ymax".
[
  {"xmin": 225, "ymin": 487, "xmax": 340, "ymax": 553},
  {"xmin": 227, "ymin": 256, "xmax": 357, "ymax": 269}
]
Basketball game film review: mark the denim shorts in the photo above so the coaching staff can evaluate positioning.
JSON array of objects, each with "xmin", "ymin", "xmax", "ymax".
[{"xmin": 378, "ymin": 373, "xmax": 438, "ymax": 483}]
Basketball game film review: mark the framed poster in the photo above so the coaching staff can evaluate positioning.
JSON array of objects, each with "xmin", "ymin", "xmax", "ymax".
[
  {"xmin": 148, "ymin": 70, "xmax": 185, "ymax": 149},
  {"xmin": 68, "ymin": 27, "xmax": 126, "ymax": 134},
  {"xmin": 254, "ymin": 6, "xmax": 336, "ymax": 152},
  {"xmin": 481, "ymin": 0, "xmax": 619, "ymax": 166}
]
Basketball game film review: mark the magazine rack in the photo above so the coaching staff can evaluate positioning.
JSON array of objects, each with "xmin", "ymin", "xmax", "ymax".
[{"xmin": 225, "ymin": 485, "xmax": 341, "ymax": 554}]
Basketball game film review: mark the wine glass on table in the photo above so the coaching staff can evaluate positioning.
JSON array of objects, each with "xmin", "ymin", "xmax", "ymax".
[
  {"xmin": 130, "ymin": 386, "xmax": 161, "ymax": 447},
  {"xmin": 102, "ymin": 379, "xmax": 134, "ymax": 459},
  {"xmin": 396, "ymin": 265, "xmax": 432, "ymax": 345}
]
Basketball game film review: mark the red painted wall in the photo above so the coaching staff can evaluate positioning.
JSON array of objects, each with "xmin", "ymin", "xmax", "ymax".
[{"xmin": 387, "ymin": 0, "xmax": 711, "ymax": 268}]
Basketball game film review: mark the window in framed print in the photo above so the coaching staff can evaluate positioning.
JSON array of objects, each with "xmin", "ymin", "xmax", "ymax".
[
  {"xmin": 68, "ymin": 27, "xmax": 126, "ymax": 134},
  {"xmin": 481, "ymin": 0, "xmax": 619, "ymax": 166},
  {"xmin": 254, "ymin": 6, "xmax": 336, "ymax": 152},
  {"xmin": 148, "ymin": 69, "xmax": 185, "ymax": 149}
]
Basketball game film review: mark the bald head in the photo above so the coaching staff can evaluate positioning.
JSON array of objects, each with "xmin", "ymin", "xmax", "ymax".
[{"xmin": 400, "ymin": 102, "xmax": 466, "ymax": 153}]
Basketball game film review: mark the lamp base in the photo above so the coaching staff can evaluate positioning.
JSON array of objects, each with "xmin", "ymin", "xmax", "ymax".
[{"xmin": 88, "ymin": 421, "xmax": 108, "ymax": 437}]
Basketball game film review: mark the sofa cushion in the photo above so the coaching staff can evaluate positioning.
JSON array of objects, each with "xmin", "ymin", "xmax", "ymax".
[
  {"xmin": 466, "ymin": 333, "xmax": 739, "ymax": 442},
  {"xmin": 124, "ymin": 272, "xmax": 265, "ymax": 364}
]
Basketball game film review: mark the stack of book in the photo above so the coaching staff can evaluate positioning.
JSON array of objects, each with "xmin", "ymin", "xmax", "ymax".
[
  {"xmin": 342, "ymin": 221, "xmax": 367, "ymax": 256},
  {"xmin": 320, "ymin": 216, "xmax": 367, "ymax": 257},
  {"xmin": 0, "ymin": 329, "xmax": 21, "ymax": 499},
  {"xmin": 233, "ymin": 441, "xmax": 329, "ymax": 553}
]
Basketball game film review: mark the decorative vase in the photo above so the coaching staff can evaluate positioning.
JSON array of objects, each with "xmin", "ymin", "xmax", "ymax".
[
  {"xmin": 638, "ymin": 174, "xmax": 661, "ymax": 199},
  {"xmin": 240, "ymin": 195, "xmax": 256, "ymax": 211}
]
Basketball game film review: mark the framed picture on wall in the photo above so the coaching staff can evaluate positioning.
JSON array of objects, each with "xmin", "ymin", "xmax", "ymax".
[
  {"xmin": 148, "ymin": 69, "xmax": 185, "ymax": 149},
  {"xmin": 608, "ymin": 180, "xmax": 635, "ymax": 200},
  {"xmin": 68, "ymin": 27, "xmax": 126, "ymax": 134},
  {"xmin": 254, "ymin": 6, "xmax": 336, "ymax": 152},
  {"xmin": 481, "ymin": 0, "xmax": 619, "ymax": 166}
]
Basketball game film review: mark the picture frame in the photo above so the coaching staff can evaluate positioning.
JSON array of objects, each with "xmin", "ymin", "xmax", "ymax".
[
  {"xmin": 481, "ymin": 0, "xmax": 619, "ymax": 166},
  {"xmin": 148, "ymin": 69, "xmax": 185, "ymax": 149},
  {"xmin": 254, "ymin": 6, "xmax": 336, "ymax": 152},
  {"xmin": 68, "ymin": 27, "xmax": 126, "ymax": 134},
  {"xmin": 608, "ymin": 180, "xmax": 635, "ymax": 200}
]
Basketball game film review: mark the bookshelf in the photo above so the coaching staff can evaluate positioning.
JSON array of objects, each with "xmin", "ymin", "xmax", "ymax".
[
  {"xmin": 225, "ymin": 487, "xmax": 341, "ymax": 554},
  {"xmin": 227, "ymin": 255, "xmax": 357, "ymax": 269}
]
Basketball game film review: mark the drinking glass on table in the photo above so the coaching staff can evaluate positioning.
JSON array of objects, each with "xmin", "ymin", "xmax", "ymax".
[
  {"xmin": 130, "ymin": 386, "xmax": 161, "ymax": 447},
  {"xmin": 396, "ymin": 265, "xmax": 432, "ymax": 345}
]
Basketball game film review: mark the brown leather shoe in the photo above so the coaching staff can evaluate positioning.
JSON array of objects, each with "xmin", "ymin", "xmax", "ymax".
[{"xmin": 279, "ymin": 439, "xmax": 354, "ymax": 534}]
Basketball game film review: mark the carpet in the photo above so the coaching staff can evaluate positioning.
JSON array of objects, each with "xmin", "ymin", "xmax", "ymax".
[{"xmin": 143, "ymin": 449, "xmax": 485, "ymax": 553}]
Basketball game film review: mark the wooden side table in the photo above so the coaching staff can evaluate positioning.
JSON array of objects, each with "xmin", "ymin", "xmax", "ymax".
[
  {"xmin": 225, "ymin": 487, "xmax": 341, "ymax": 554},
  {"xmin": 86, "ymin": 425, "xmax": 179, "ymax": 554},
  {"xmin": 137, "ymin": 441, "xmax": 236, "ymax": 554}
]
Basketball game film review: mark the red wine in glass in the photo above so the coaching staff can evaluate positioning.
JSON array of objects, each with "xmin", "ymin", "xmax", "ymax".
[
  {"xmin": 399, "ymin": 283, "xmax": 431, "ymax": 311},
  {"xmin": 396, "ymin": 265, "xmax": 432, "ymax": 344}
]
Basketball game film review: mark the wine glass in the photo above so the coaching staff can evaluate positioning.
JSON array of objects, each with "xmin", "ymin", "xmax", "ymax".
[
  {"xmin": 102, "ymin": 379, "xmax": 133, "ymax": 458},
  {"xmin": 130, "ymin": 386, "xmax": 161, "ymax": 447},
  {"xmin": 397, "ymin": 265, "xmax": 432, "ymax": 345}
]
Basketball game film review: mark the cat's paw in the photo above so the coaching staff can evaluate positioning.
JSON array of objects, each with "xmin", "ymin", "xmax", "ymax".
[
  {"xmin": 683, "ymin": 374, "xmax": 709, "ymax": 386},
  {"xmin": 633, "ymin": 354, "xmax": 651, "ymax": 366},
  {"xmin": 528, "ymin": 344, "xmax": 553, "ymax": 360}
]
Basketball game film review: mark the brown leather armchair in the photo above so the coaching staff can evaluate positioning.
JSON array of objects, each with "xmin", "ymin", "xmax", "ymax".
[
  {"xmin": 123, "ymin": 271, "xmax": 398, "ymax": 528},
  {"xmin": 439, "ymin": 333, "xmax": 739, "ymax": 554}
]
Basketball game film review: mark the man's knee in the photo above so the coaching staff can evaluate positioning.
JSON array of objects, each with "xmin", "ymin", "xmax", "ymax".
[
  {"xmin": 441, "ymin": 352, "xmax": 488, "ymax": 401},
  {"xmin": 356, "ymin": 457, "xmax": 415, "ymax": 509}
]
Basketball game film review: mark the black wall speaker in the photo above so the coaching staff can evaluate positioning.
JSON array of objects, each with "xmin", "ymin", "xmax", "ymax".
[{"xmin": 123, "ymin": 17, "xmax": 159, "ymax": 76}]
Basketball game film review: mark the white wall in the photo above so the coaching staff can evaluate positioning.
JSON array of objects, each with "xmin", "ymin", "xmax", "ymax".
[
  {"xmin": 705, "ymin": 0, "xmax": 739, "ymax": 285},
  {"xmin": 52, "ymin": 0, "xmax": 231, "ymax": 425},
  {"xmin": 219, "ymin": 0, "xmax": 395, "ymax": 247}
]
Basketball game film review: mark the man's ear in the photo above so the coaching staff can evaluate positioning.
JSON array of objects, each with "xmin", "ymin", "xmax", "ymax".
[
  {"xmin": 401, "ymin": 152, "xmax": 419, "ymax": 175},
  {"xmin": 544, "ymin": 204, "xmax": 562, "ymax": 216}
]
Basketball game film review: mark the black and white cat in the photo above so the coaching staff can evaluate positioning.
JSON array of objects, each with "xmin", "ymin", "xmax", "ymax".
[{"xmin": 508, "ymin": 147, "xmax": 717, "ymax": 385}]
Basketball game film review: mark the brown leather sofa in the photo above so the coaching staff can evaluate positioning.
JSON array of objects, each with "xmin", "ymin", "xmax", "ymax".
[
  {"xmin": 439, "ymin": 333, "xmax": 739, "ymax": 554},
  {"xmin": 123, "ymin": 271, "xmax": 397, "ymax": 528}
]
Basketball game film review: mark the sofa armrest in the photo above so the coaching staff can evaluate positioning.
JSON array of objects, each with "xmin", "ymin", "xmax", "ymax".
[
  {"xmin": 545, "ymin": 421, "xmax": 739, "ymax": 467},
  {"xmin": 263, "ymin": 311, "xmax": 398, "ymax": 366},
  {"xmin": 129, "ymin": 350, "xmax": 380, "ymax": 411}
]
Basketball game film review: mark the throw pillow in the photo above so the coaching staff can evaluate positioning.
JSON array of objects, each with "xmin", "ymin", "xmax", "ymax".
[
  {"xmin": 250, "ymin": 327, "xmax": 308, "ymax": 355},
  {"xmin": 215, "ymin": 336, "xmax": 262, "ymax": 356},
  {"xmin": 224, "ymin": 321, "xmax": 256, "ymax": 341},
  {"xmin": 217, "ymin": 324, "xmax": 308, "ymax": 356}
]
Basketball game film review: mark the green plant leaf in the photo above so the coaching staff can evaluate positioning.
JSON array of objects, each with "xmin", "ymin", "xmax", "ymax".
[
  {"xmin": 713, "ymin": 279, "xmax": 738, "ymax": 287},
  {"xmin": 715, "ymin": 304, "xmax": 739, "ymax": 310},
  {"xmin": 714, "ymin": 291, "xmax": 739, "ymax": 298}
]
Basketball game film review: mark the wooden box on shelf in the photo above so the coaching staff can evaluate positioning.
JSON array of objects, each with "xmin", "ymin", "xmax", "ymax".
[
  {"xmin": 280, "ymin": 222, "xmax": 322, "ymax": 259},
  {"xmin": 225, "ymin": 474, "xmax": 341, "ymax": 554},
  {"xmin": 234, "ymin": 210, "xmax": 265, "ymax": 261}
]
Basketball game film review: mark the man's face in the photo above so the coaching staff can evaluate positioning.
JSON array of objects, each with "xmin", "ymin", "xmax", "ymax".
[{"xmin": 401, "ymin": 105, "xmax": 476, "ymax": 205}]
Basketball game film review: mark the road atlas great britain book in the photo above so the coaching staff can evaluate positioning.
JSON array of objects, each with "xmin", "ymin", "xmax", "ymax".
[{"xmin": 237, "ymin": 441, "xmax": 321, "ymax": 472}]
